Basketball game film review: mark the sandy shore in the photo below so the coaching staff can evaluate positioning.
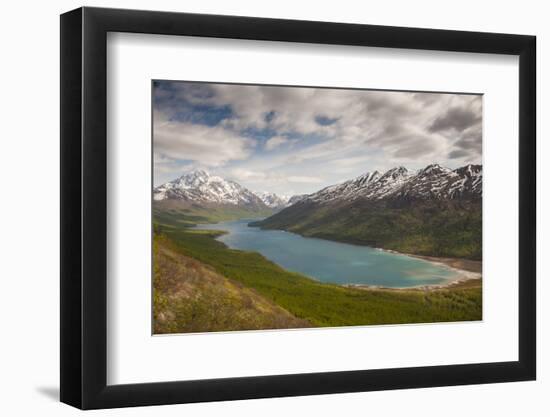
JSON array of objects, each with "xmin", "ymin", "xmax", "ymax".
[
  {"xmin": 344, "ymin": 277, "xmax": 482, "ymax": 292},
  {"xmin": 344, "ymin": 249, "xmax": 482, "ymax": 291},
  {"xmin": 407, "ymin": 254, "xmax": 482, "ymax": 274},
  {"xmin": 380, "ymin": 248, "xmax": 482, "ymax": 273}
]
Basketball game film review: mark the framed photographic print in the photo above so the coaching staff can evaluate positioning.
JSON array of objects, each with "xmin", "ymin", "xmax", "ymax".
[{"xmin": 60, "ymin": 6, "xmax": 536, "ymax": 409}]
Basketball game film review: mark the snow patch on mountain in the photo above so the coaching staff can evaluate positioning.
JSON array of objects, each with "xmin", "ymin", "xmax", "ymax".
[
  {"xmin": 154, "ymin": 164, "xmax": 482, "ymax": 209},
  {"xmin": 154, "ymin": 170, "xmax": 266, "ymax": 208},
  {"xmin": 256, "ymin": 191, "xmax": 291, "ymax": 209},
  {"xmin": 307, "ymin": 163, "xmax": 482, "ymax": 203}
]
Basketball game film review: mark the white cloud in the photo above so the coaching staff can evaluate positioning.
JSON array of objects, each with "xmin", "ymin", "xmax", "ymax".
[
  {"xmin": 181, "ymin": 84, "xmax": 481, "ymax": 165},
  {"xmin": 228, "ymin": 168, "xmax": 268, "ymax": 182},
  {"xmin": 153, "ymin": 82, "xmax": 482, "ymax": 194},
  {"xmin": 153, "ymin": 111, "xmax": 254, "ymax": 167},
  {"xmin": 287, "ymin": 175, "xmax": 324, "ymax": 184},
  {"xmin": 264, "ymin": 135, "xmax": 289, "ymax": 150}
]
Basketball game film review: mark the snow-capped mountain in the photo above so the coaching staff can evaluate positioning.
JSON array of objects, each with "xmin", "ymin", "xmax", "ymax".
[
  {"xmin": 154, "ymin": 170, "xmax": 266, "ymax": 208},
  {"xmin": 394, "ymin": 164, "xmax": 482, "ymax": 200},
  {"xmin": 255, "ymin": 191, "xmax": 290, "ymax": 209},
  {"xmin": 154, "ymin": 170, "xmax": 312, "ymax": 211},
  {"xmin": 154, "ymin": 164, "xmax": 480, "ymax": 212},
  {"xmin": 252, "ymin": 163, "xmax": 482, "ymax": 260},
  {"xmin": 306, "ymin": 164, "xmax": 481, "ymax": 204}
]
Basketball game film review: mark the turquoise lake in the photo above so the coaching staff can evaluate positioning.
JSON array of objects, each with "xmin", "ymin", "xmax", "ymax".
[{"xmin": 196, "ymin": 219, "xmax": 458, "ymax": 288}]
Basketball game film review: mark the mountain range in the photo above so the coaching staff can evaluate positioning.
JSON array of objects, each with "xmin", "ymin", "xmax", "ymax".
[
  {"xmin": 303, "ymin": 163, "xmax": 481, "ymax": 204},
  {"xmin": 154, "ymin": 165, "xmax": 482, "ymax": 259},
  {"xmin": 155, "ymin": 164, "xmax": 481, "ymax": 209},
  {"xmin": 254, "ymin": 191, "xmax": 291, "ymax": 210},
  {"xmin": 154, "ymin": 170, "xmax": 301, "ymax": 211}
]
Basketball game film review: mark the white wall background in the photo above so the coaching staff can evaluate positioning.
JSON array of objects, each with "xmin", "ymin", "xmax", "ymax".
[{"xmin": 0, "ymin": 0, "xmax": 546, "ymax": 415}]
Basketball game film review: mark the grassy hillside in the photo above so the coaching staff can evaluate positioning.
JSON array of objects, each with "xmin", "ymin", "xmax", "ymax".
[
  {"xmin": 154, "ymin": 209, "xmax": 482, "ymax": 330},
  {"xmin": 251, "ymin": 199, "xmax": 482, "ymax": 260},
  {"xmin": 154, "ymin": 234, "xmax": 311, "ymax": 333}
]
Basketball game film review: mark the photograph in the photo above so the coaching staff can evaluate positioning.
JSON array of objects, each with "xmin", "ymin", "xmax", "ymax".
[{"xmin": 152, "ymin": 80, "xmax": 483, "ymax": 334}]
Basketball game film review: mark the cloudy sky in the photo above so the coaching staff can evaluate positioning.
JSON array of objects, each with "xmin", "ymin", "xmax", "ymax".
[{"xmin": 153, "ymin": 80, "xmax": 482, "ymax": 195}]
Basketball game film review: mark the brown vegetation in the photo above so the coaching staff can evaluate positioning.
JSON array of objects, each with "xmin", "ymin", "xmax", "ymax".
[{"xmin": 153, "ymin": 235, "xmax": 311, "ymax": 334}]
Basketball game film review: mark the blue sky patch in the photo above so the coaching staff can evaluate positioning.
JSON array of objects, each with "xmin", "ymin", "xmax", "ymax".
[
  {"xmin": 153, "ymin": 80, "xmax": 482, "ymax": 194},
  {"xmin": 315, "ymin": 115, "xmax": 339, "ymax": 126}
]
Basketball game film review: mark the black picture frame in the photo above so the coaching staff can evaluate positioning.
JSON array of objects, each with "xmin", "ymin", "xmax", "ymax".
[{"xmin": 60, "ymin": 6, "xmax": 536, "ymax": 410}]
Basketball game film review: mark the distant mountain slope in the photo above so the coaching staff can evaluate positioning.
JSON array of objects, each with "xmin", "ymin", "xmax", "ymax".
[
  {"xmin": 287, "ymin": 194, "xmax": 308, "ymax": 205},
  {"xmin": 255, "ymin": 191, "xmax": 290, "ymax": 210},
  {"xmin": 251, "ymin": 164, "xmax": 482, "ymax": 260}
]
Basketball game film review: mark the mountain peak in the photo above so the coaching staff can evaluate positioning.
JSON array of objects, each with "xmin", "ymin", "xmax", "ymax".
[
  {"xmin": 355, "ymin": 170, "xmax": 381, "ymax": 185},
  {"xmin": 256, "ymin": 191, "xmax": 291, "ymax": 209},
  {"xmin": 420, "ymin": 163, "xmax": 449, "ymax": 175},
  {"xmin": 154, "ymin": 171, "xmax": 266, "ymax": 208},
  {"xmin": 180, "ymin": 169, "xmax": 210, "ymax": 179},
  {"xmin": 453, "ymin": 164, "xmax": 482, "ymax": 177},
  {"xmin": 308, "ymin": 163, "xmax": 481, "ymax": 203},
  {"xmin": 193, "ymin": 168, "xmax": 209, "ymax": 176},
  {"xmin": 381, "ymin": 166, "xmax": 409, "ymax": 179}
]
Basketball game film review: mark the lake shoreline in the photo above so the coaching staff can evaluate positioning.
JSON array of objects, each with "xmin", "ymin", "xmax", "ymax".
[
  {"xmin": 345, "ymin": 248, "xmax": 482, "ymax": 291},
  {"xmin": 200, "ymin": 220, "xmax": 482, "ymax": 291},
  {"xmin": 371, "ymin": 248, "xmax": 482, "ymax": 289},
  {"xmin": 344, "ymin": 276, "xmax": 482, "ymax": 292},
  {"xmin": 384, "ymin": 250, "xmax": 482, "ymax": 273},
  {"xmin": 251, "ymin": 224, "xmax": 481, "ymax": 270}
]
